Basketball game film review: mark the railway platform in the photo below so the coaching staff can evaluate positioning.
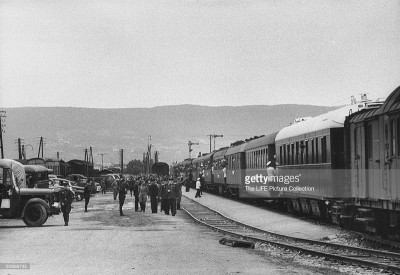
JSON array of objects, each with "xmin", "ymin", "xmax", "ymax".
[{"xmin": 182, "ymin": 188, "xmax": 349, "ymax": 241}]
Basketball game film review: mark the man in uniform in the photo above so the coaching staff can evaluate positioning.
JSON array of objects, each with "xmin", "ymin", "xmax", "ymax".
[
  {"xmin": 119, "ymin": 178, "xmax": 128, "ymax": 216},
  {"xmin": 128, "ymin": 176, "xmax": 135, "ymax": 197},
  {"xmin": 161, "ymin": 179, "xmax": 170, "ymax": 215},
  {"xmin": 169, "ymin": 177, "xmax": 178, "ymax": 216},
  {"xmin": 111, "ymin": 178, "xmax": 119, "ymax": 200},
  {"xmin": 176, "ymin": 177, "xmax": 184, "ymax": 210},
  {"xmin": 83, "ymin": 180, "xmax": 91, "ymax": 212},
  {"xmin": 59, "ymin": 181, "xmax": 74, "ymax": 226},
  {"xmin": 148, "ymin": 180, "xmax": 159, "ymax": 213},
  {"xmin": 133, "ymin": 178, "xmax": 140, "ymax": 211}
]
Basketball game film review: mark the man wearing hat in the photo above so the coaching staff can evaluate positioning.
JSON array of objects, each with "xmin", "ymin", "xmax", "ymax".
[
  {"xmin": 59, "ymin": 181, "xmax": 75, "ymax": 226},
  {"xmin": 195, "ymin": 177, "xmax": 201, "ymax": 198}
]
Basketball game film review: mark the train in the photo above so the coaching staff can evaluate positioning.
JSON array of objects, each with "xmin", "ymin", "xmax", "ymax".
[{"xmin": 173, "ymin": 86, "xmax": 400, "ymax": 237}]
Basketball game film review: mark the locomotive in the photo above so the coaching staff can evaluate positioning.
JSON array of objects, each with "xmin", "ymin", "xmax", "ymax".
[{"xmin": 174, "ymin": 86, "xmax": 400, "ymax": 236}]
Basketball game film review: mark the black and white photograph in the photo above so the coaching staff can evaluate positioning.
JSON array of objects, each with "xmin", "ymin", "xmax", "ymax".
[{"xmin": 1, "ymin": 0, "xmax": 400, "ymax": 274}]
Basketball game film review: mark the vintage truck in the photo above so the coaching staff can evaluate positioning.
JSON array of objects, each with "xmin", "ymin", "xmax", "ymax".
[{"xmin": 0, "ymin": 159, "xmax": 60, "ymax": 227}]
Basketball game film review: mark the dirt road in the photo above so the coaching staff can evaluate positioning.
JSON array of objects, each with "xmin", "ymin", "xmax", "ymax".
[{"xmin": 0, "ymin": 193, "xmax": 340, "ymax": 274}]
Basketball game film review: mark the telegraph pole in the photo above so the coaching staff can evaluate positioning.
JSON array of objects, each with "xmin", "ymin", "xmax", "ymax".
[
  {"xmin": 120, "ymin": 149, "xmax": 124, "ymax": 174},
  {"xmin": 37, "ymin": 136, "xmax": 45, "ymax": 158},
  {"xmin": 0, "ymin": 111, "xmax": 6, "ymax": 159},
  {"xmin": 188, "ymin": 141, "xmax": 199, "ymax": 158},
  {"xmin": 207, "ymin": 134, "xmax": 223, "ymax": 152},
  {"xmin": 97, "ymin": 153, "xmax": 107, "ymax": 170}
]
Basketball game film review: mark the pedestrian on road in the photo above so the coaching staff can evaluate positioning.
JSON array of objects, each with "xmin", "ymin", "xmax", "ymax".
[
  {"xmin": 148, "ymin": 180, "xmax": 159, "ymax": 213},
  {"xmin": 184, "ymin": 176, "xmax": 190, "ymax": 192},
  {"xmin": 59, "ymin": 181, "xmax": 74, "ymax": 226},
  {"xmin": 84, "ymin": 180, "xmax": 91, "ymax": 212},
  {"xmin": 128, "ymin": 177, "xmax": 135, "ymax": 197},
  {"xmin": 195, "ymin": 178, "xmax": 201, "ymax": 198},
  {"xmin": 199, "ymin": 173, "xmax": 204, "ymax": 195},
  {"xmin": 176, "ymin": 177, "xmax": 183, "ymax": 210},
  {"xmin": 134, "ymin": 179, "xmax": 140, "ymax": 211},
  {"xmin": 139, "ymin": 181, "xmax": 148, "ymax": 212},
  {"xmin": 101, "ymin": 180, "xmax": 106, "ymax": 194},
  {"xmin": 119, "ymin": 179, "xmax": 128, "ymax": 216},
  {"xmin": 111, "ymin": 179, "xmax": 118, "ymax": 200},
  {"xmin": 169, "ymin": 178, "xmax": 179, "ymax": 216}
]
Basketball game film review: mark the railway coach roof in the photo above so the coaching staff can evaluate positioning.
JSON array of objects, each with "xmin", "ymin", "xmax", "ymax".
[
  {"xmin": 348, "ymin": 108, "xmax": 380, "ymax": 123},
  {"xmin": 182, "ymin": 158, "xmax": 192, "ymax": 166},
  {"xmin": 375, "ymin": 86, "xmax": 400, "ymax": 115},
  {"xmin": 243, "ymin": 132, "xmax": 278, "ymax": 152},
  {"xmin": 192, "ymin": 152, "xmax": 213, "ymax": 163},
  {"xmin": 225, "ymin": 143, "xmax": 247, "ymax": 156},
  {"xmin": 276, "ymin": 104, "xmax": 368, "ymax": 141},
  {"xmin": 348, "ymin": 86, "xmax": 400, "ymax": 123},
  {"xmin": 213, "ymin": 147, "xmax": 229, "ymax": 159}
]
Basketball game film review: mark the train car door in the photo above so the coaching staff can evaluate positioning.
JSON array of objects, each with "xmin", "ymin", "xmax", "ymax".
[
  {"xmin": 365, "ymin": 120, "xmax": 381, "ymax": 198},
  {"xmin": 353, "ymin": 125, "xmax": 366, "ymax": 198}
]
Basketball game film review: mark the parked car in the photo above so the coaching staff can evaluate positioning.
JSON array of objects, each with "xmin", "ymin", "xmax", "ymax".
[
  {"xmin": 49, "ymin": 178, "xmax": 84, "ymax": 201},
  {"xmin": 66, "ymin": 174, "xmax": 88, "ymax": 187}
]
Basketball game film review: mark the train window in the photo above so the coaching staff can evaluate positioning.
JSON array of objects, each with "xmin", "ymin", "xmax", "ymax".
[
  {"xmin": 315, "ymin": 138, "xmax": 319, "ymax": 163},
  {"xmin": 291, "ymin": 144, "xmax": 295, "ymax": 165},
  {"xmin": 390, "ymin": 119, "xmax": 396, "ymax": 156},
  {"xmin": 305, "ymin": 140, "xmax": 309, "ymax": 164},
  {"xmin": 283, "ymin": 145, "xmax": 287, "ymax": 165},
  {"xmin": 321, "ymin": 136, "xmax": 327, "ymax": 163},
  {"xmin": 398, "ymin": 118, "xmax": 400, "ymax": 156},
  {"xmin": 366, "ymin": 125, "xmax": 373, "ymax": 160},
  {"xmin": 311, "ymin": 139, "xmax": 314, "ymax": 164},
  {"xmin": 299, "ymin": 141, "xmax": 304, "ymax": 164}
]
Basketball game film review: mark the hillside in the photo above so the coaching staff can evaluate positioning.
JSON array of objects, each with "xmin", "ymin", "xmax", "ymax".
[{"xmin": 1, "ymin": 104, "xmax": 337, "ymax": 166}]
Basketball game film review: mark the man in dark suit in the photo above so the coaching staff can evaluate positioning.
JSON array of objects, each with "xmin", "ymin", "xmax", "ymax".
[
  {"xmin": 148, "ymin": 180, "xmax": 159, "ymax": 213},
  {"xmin": 83, "ymin": 180, "xmax": 91, "ymax": 212}
]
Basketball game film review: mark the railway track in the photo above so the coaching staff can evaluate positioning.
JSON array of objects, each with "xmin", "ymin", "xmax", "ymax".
[{"xmin": 181, "ymin": 196, "xmax": 400, "ymax": 274}]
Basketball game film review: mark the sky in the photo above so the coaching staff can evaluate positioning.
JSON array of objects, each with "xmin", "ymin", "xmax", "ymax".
[{"xmin": 0, "ymin": 0, "xmax": 400, "ymax": 108}]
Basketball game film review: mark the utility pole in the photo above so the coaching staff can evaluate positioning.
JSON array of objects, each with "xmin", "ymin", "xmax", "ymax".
[
  {"xmin": 147, "ymin": 135, "xmax": 152, "ymax": 174},
  {"xmin": 120, "ymin": 149, "xmax": 124, "ymax": 174},
  {"xmin": 37, "ymin": 136, "xmax": 45, "ymax": 158},
  {"xmin": 207, "ymin": 134, "xmax": 223, "ymax": 152},
  {"xmin": 97, "ymin": 153, "xmax": 107, "ymax": 170},
  {"xmin": 0, "ymin": 111, "xmax": 6, "ymax": 159},
  {"xmin": 188, "ymin": 141, "xmax": 199, "ymax": 158},
  {"xmin": 14, "ymin": 138, "xmax": 24, "ymax": 159}
]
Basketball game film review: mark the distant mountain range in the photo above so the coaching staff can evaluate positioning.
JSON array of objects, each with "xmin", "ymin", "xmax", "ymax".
[{"xmin": 1, "ymin": 105, "xmax": 338, "ymax": 166}]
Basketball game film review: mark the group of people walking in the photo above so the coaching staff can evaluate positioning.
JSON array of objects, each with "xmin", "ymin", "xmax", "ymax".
[
  {"xmin": 57, "ymin": 173, "xmax": 191, "ymax": 226},
  {"xmin": 109, "ymin": 174, "xmax": 188, "ymax": 216}
]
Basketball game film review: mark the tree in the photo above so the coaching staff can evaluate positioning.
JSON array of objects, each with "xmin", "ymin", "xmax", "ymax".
[{"xmin": 125, "ymin": 159, "xmax": 144, "ymax": 175}]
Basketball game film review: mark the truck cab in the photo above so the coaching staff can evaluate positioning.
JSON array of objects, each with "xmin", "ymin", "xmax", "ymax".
[{"xmin": 0, "ymin": 159, "xmax": 60, "ymax": 227}]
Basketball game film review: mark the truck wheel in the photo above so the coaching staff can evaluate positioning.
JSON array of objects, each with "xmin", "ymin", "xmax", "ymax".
[
  {"xmin": 23, "ymin": 203, "xmax": 48, "ymax": 227},
  {"xmin": 75, "ymin": 194, "xmax": 83, "ymax": 201}
]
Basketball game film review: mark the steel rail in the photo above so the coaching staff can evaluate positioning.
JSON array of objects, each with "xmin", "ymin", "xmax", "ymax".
[{"xmin": 181, "ymin": 196, "xmax": 400, "ymax": 274}]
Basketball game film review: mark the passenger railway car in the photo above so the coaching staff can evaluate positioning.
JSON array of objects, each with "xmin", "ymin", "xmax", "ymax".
[
  {"xmin": 192, "ymin": 153, "xmax": 213, "ymax": 187},
  {"xmin": 241, "ymin": 132, "xmax": 278, "ymax": 198},
  {"xmin": 225, "ymin": 142, "xmax": 246, "ymax": 196},
  {"xmin": 344, "ymin": 86, "xmax": 400, "ymax": 234},
  {"xmin": 211, "ymin": 147, "xmax": 229, "ymax": 192},
  {"xmin": 275, "ymin": 101, "xmax": 382, "ymax": 218}
]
